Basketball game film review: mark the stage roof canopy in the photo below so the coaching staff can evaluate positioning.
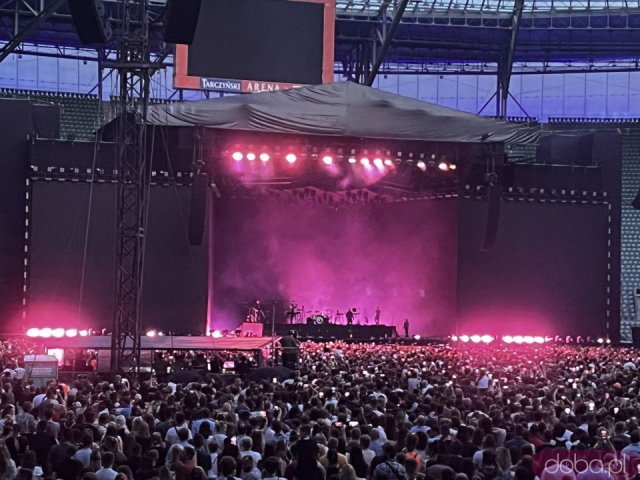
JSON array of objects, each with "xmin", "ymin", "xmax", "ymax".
[{"xmin": 144, "ymin": 82, "xmax": 539, "ymax": 144}]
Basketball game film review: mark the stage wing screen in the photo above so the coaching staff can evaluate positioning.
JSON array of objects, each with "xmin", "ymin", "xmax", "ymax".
[{"xmin": 186, "ymin": 0, "xmax": 325, "ymax": 85}]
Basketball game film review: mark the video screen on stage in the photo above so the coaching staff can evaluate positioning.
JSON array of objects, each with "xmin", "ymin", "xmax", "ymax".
[
  {"xmin": 211, "ymin": 197, "xmax": 458, "ymax": 336},
  {"xmin": 174, "ymin": 0, "xmax": 335, "ymax": 92}
]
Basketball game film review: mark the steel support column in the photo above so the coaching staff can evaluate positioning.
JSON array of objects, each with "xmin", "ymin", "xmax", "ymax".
[
  {"xmin": 365, "ymin": 0, "xmax": 410, "ymax": 86},
  {"xmin": 498, "ymin": 0, "xmax": 525, "ymax": 118},
  {"xmin": 110, "ymin": 0, "xmax": 153, "ymax": 373}
]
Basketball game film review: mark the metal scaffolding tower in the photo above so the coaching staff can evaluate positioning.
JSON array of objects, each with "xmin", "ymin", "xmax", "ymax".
[{"xmin": 110, "ymin": 0, "xmax": 153, "ymax": 372}]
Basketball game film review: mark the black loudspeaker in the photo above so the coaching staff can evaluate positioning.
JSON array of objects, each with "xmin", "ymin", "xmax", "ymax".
[
  {"xmin": 481, "ymin": 182, "xmax": 502, "ymax": 252},
  {"xmin": 632, "ymin": 327, "xmax": 640, "ymax": 347},
  {"xmin": 188, "ymin": 173, "xmax": 208, "ymax": 246},
  {"xmin": 68, "ymin": 0, "xmax": 113, "ymax": 44},
  {"xmin": 164, "ymin": 0, "xmax": 203, "ymax": 45}
]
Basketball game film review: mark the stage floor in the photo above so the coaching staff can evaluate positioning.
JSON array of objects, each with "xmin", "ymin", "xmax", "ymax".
[{"xmin": 274, "ymin": 323, "xmax": 397, "ymax": 340}]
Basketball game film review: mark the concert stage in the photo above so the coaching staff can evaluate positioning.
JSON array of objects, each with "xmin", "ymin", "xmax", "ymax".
[{"xmin": 274, "ymin": 323, "xmax": 397, "ymax": 340}]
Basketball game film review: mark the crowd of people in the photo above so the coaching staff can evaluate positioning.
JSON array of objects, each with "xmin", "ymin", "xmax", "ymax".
[{"xmin": 0, "ymin": 339, "xmax": 639, "ymax": 480}]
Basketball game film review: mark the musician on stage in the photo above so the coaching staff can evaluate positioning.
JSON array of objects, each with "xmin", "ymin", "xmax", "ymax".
[
  {"xmin": 286, "ymin": 300, "xmax": 298, "ymax": 324},
  {"xmin": 247, "ymin": 300, "xmax": 266, "ymax": 323},
  {"xmin": 346, "ymin": 308, "xmax": 355, "ymax": 326},
  {"xmin": 374, "ymin": 306, "xmax": 381, "ymax": 325}
]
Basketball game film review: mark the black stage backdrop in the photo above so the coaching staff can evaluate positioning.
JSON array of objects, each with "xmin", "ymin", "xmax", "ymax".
[
  {"xmin": 211, "ymin": 198, "xmax": 458, "ymax": 336},
  {"xmin": 457, "ymin": 198, "xmax": 610, "ymax": 337},
  {"xmin": 28, "ymin": 182, "xmax": 208, "ymax": 334}
]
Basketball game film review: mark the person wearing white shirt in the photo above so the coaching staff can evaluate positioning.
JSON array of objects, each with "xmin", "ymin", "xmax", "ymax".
[
  {"xmin": 360, "ymin": 435, "xmax": 375, "ymax": 465},
  {"xmin": 164, "ymin": 413, "xmax": 192, "ymax": 445},
  {"xmin": 72, "ymin": 432, "xmax": 94, "ymax": 468},
  {"xmin": 239, "ymin": 437, "xmax": 262, "ymax": 466},
  {"xmin": 95, "ymin": 452, "xmax": 118, "ymax": 480}
]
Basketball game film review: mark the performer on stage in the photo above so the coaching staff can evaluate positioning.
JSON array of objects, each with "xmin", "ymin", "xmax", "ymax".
[
  {"xmin": 403, "ymin": 318, "xmax": 410, "ymax": 337},
  {"xmin": 247, "ymin": 300, "xmax": 266, "ymax": 323},
  {"xmin": 286, "ymin": 300, "xmax": 298, "ymax": 324},
  {"xmin": 346, "ymin": 308, "xmax": 355, "ymax": 326},
  {"xmin": 374, "ymin": 306, "xmax": 381, "ymax": 325}
]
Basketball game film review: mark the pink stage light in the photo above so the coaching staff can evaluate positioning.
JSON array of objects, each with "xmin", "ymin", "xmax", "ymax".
[
  {"xmin": 451, "ymin": 335, "xmax": 459, "ymax": 342},
  {"xmin": 212, "ymin": 330, "xmax": 222, "ymax": 338},
  {"xmin": 246, "ymin": 153, "xmax": 256, "ymax": 161},
  {"xmin": 449, "ymin": 163, "xmax": 457, "ymax": 171},
  {"xmin": 502, "ymin": 335, "xmax": 514, "ymax": 344},
  {"xmin": 417, "ymin": 161, "xmax": 427, "ymax": 172},
  {"xmin": 459, "ymin": 335, "xmax": 470, "ymax": 343},
  {"xmin": 231, "ymin": 151, "xmax": 243, "ymax": 161},
  {"xmin": 26, "ymin": 328, "xmax": 40, "ymax": 338},
  {"xmin": 39, "ymin": 328, "xmax": 52, "ymax": 338},
  {"xmin": 259, "ymin": 153, "xmax": 270, "ymax": 162},
  {"xmin": 513, "ymin": 335, "xmax": 524, "ymax": 344},
  {"xmin": 79, "ymin": 329, "xmax": 89, "ymax": 337},
  {"xmin": 65, "ymin": 329, "xmax": 78, "ymax": 338},
  {"xmin": 348, "ymin": 156, "xmax": 357, "ymax": 164},
  {"xmin": 285, "ymin": 153, "xmax": 297, "ymax": 164},
  {"xmin": 52, "ymin": 328, "xmax": 64, "ymax": 338},
  {"xmin": 360, "ymin": 157, "xmax": 370, "ymax": 166},
  {"xmin": 470, "ymin": 335, "xmax": 482, "ymax": 343},
  {"xmin": 481, "ymin": 334, "xmax": 494, "ymax": 344},
  {"xmin": 146, "ymin": 330, "xmax": 157, "ymax": 337},
  {"xmin": 322, "ymin": 155, "xmax": 333, "ymax": 165},
  {"xmin": 384, "ymin": 159, "xmax": 393, "ymax": 167},
  {"xmin": 373, "ymin": 158, "xmax": 384, "ymax": 169},
  {"xmin": 534, "ymin": 336, "xmax": 545, "ymax": 344},
  {"xmin": 438, "ymin": 161, "xmax": 449, "ymax": 171},
  {"xmin": 523, "ymin": 336, "xmax": 535, "ymax": 344}
]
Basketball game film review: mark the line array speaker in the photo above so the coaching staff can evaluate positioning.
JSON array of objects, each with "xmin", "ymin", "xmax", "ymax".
[{"xmin": 68, "ymin": 0, "xmax": 113, "ymax": 45}]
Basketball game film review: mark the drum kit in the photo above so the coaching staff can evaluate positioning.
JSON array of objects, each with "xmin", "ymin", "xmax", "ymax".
[{"xmin": 305, "ymin": 309, "xmax": 360, "ymax": 325}]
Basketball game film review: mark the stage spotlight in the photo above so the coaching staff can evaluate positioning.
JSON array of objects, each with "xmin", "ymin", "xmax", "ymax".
[
  {"xmin": 259, "ymin": 153, "xmax": 270, "ymax": 162},
  {"xmin": 502, "ymin": 335, "xmax": 513, "ymax": 344},
  {"xmin": 417, "ymin": 161, "xmax": 427, "ymax": 172},
  {"xmin": 481, "ymin": 334, "xmax": 494, "ymax": 344},
  {"xmin": 322, "ymin": 155, "xmax": 333, "ymax": 165},
  {"xmin": 470, "ymin": 335, "xmax": 481, "ymax": 343},
  {"xmin": 246, "ymin": 153, "xmax": 256, "ymax": 161},
  {"xmin": 26, "ymin": 328, "xmax": 40, "ymax": 338},
  {"xmin": 79, "ymin": 329, "xmax": 89, "ymax": 337},
  {"xmin": 459, "ymin": 335, "xmax": 470, "ymax": 343},
  {"xmin": 157, "ymin": 331, "xmax": 165, "ymax": 336},
  {"xmin": 360, "ymin": 157, "xmax": 370, "ymax": 166},
  {"xmin": 231, "ymin": 151, "xmax": 243, "ymax": 161},
  {"xmin": 534, "ymin": 336, "xmax": 545, "ymax": 344},
  {"xmin": 212, "ymin": 330, "xmax": 222, "ymax": 338},
  {"xmin": 438, "ymin": 161, "xmax": 449, "ymax": 171},
  {"xmin": 384, "ymin": 159, "xmax": 393, "ymax": 166},
  {"xmin": 373, "ymin": 158, "xmax": 384, "ymax": 169},
  {"xmin": 348, "ymin": 156, "xmax": 357, "ymax": 164},
  {"xmin": 451, "ymin": 335, "xmax": 459, "ymax": 342},
  {"xmin": 52, "ymin": 328, "xmax": 64, "ymax": 338},
  {"xmin": 65, "ymin": 329, "xmax": 78, "ymax": 338},
  {"xmin": 146, "ymin": 330, "xmax": 157, "ymax": 337},
  {"xmin": 285, "ymin": 153, "xmax": 297, "ymax": 164},
  {"xmin": 449, "ymin": 163, "xmax": 457, "ymax": 170},
  {"xmin": 413, "ymin": 334, "xmax": 421, "ymax": 341},
  {"xmin": 513, "ymin": 335, "xmax": 524, "ymax": 344},
  {"xmin": 39, "ymin": 328, "xmax": 52, "ymax": 338},
  {"xmin": 597, "ymin": 337, "xmax": 604, "ymax": 344},
  {"xmin": 523, "ymin": 336, "xmax": 535, "ymax": 344}
]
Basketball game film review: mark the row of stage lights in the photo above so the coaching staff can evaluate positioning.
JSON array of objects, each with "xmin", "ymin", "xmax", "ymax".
[
  {"xmin": 26, "ymin": 327, "xmax": 94, "ymax": 338},
  {"xmin": 451, "ymin": 334, "xmax": 611, "ymax": 345},
  {"xmin": 227, "ymin": 148, "xmax": 457, "ymax": 172}
]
